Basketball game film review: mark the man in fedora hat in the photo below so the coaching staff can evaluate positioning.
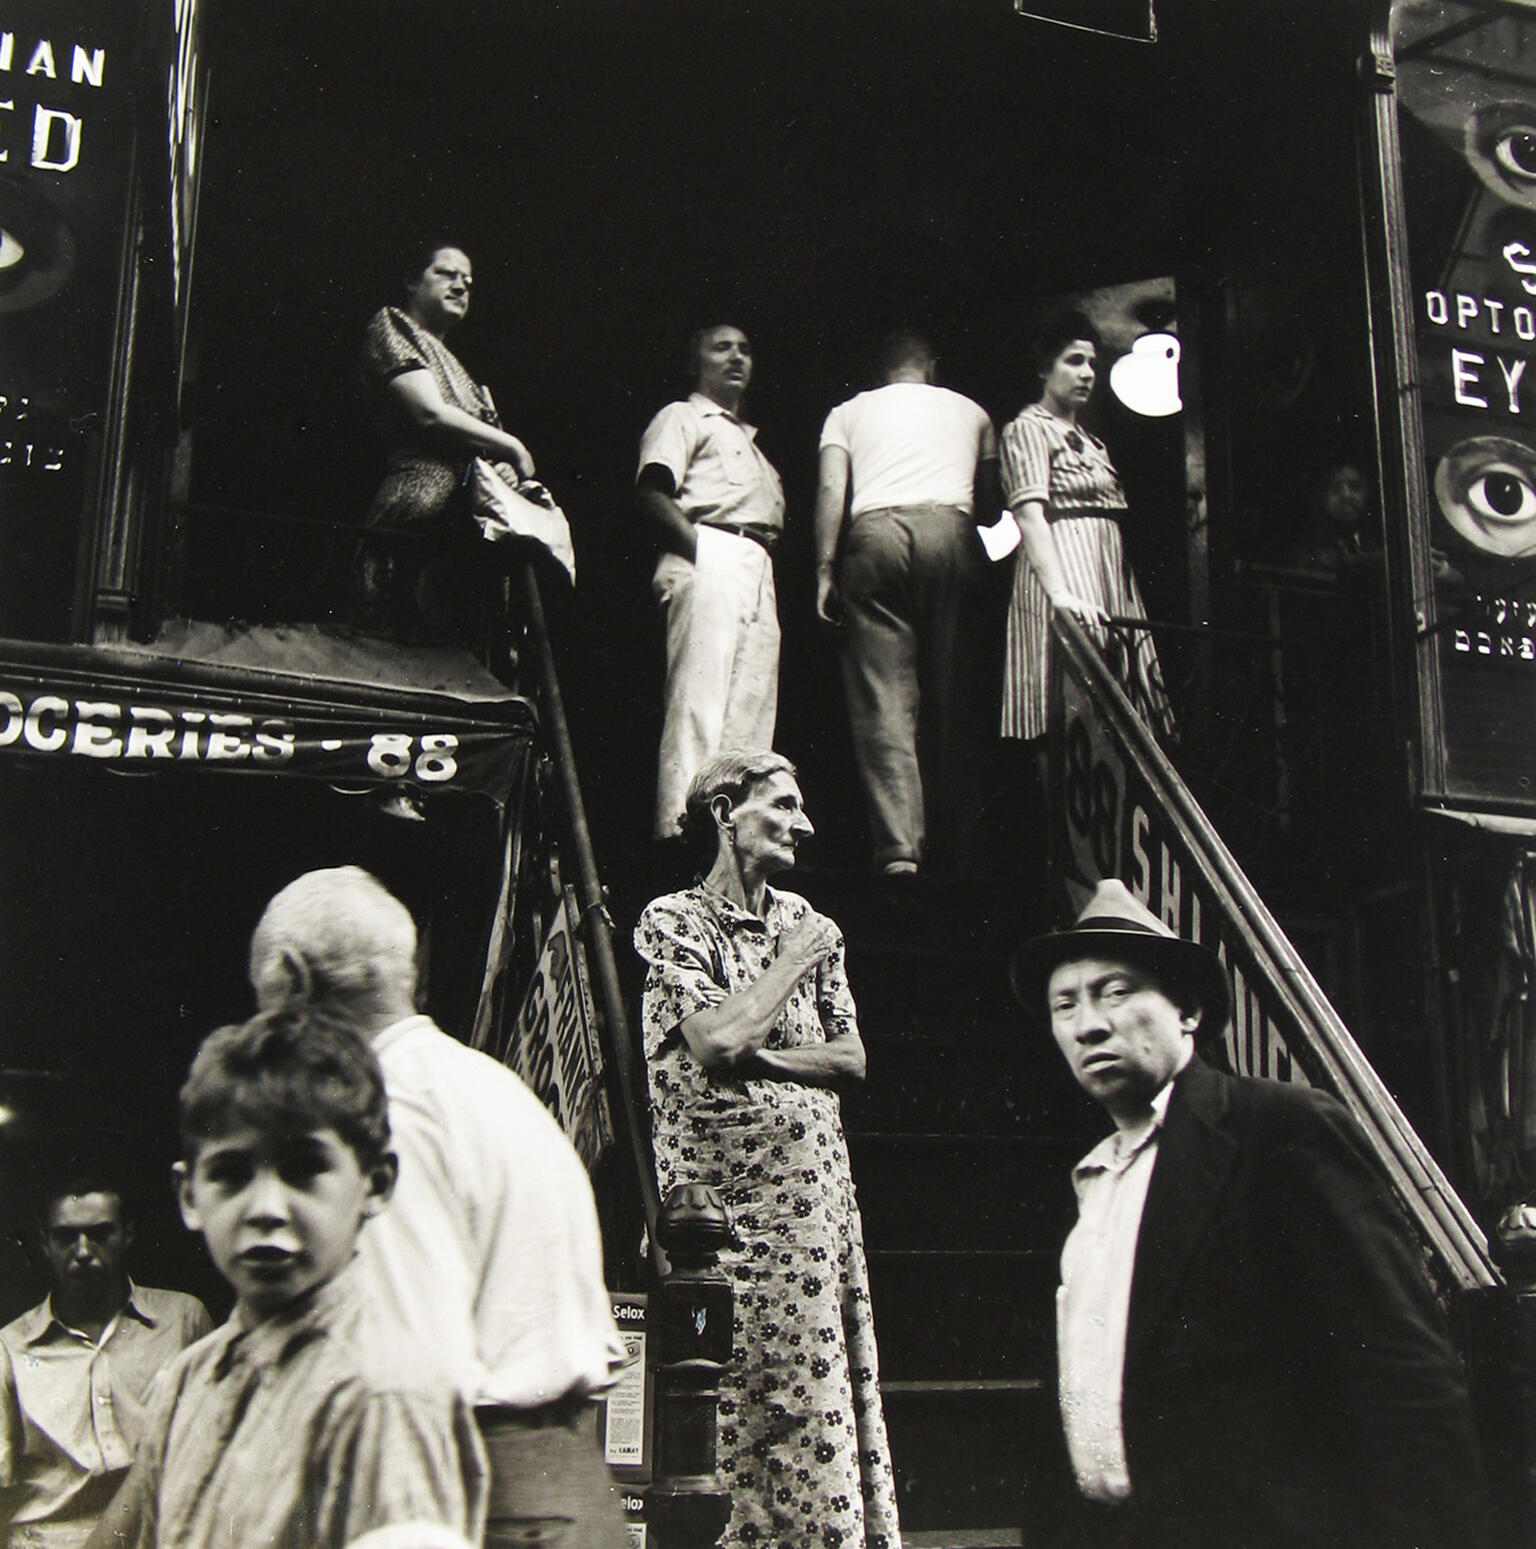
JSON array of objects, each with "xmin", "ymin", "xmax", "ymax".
[{"xmin": 1012, "ymin": 879, "xmax": 1488, "ymax": 1548}]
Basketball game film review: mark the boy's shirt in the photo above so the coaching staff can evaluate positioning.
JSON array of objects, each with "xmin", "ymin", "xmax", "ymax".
[{"xmin": 95, "ymin": 1262, "xmax": 485, "ymax": 1549}]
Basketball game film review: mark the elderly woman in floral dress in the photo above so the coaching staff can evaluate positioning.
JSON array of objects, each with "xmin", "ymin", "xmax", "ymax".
[{"xmin": 634, "ymin": 750, "xmax": 901, "ymax": 1549}]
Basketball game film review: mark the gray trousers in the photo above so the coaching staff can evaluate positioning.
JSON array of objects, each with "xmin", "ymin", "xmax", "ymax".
[
  {"xmin": 838, "ymin": 503, "xmax": 988, "ymax": 870},
  {"xmin": 477, "ymin": 1401, "xmax": 627, "ymax": 1548}
]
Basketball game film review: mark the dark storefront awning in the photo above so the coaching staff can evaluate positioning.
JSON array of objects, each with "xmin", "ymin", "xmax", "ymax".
[{"xmin": 0, "ymin": 622, "xmax": 537, "ymax": 804}]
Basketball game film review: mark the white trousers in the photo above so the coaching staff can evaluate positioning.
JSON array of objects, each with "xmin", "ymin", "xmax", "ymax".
[{"xmin": 652, "ymin": 525, "xmax": 780, "ymax": 838}]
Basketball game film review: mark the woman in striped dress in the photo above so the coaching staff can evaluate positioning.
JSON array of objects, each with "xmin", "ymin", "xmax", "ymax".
[{"xmin": 1000, "ymin": 312, "xmax": 1174, "ymax": 742}]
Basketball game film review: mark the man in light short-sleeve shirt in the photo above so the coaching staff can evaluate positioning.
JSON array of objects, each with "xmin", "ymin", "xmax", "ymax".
[{"xmin": 636, "ymin": 325, "xmax": 785, "ymax": 840}]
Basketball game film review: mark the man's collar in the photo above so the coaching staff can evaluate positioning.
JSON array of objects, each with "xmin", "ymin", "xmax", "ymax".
[
  {"xmin": 369, "ymin": 1012, "xmax": 436, "ymax": 1055},
  {"xmin": 1151, "ymin": 1045, "xmax": 1195, "ymax": 1118},
  {"xmin": 119, "ymin": 1280, "xmax": 157, "ymax": 1326},
  {"xmin": 1074, "ymin": 1045, "xmax": 1195, "ymax": 1178},
  {"xmin": 23, "ymin": 1281, "xmax": 147, "ymax": 1344},
  {"xmin": 687, "ymin": 391, "xmax": 754, "ymax": 429}
]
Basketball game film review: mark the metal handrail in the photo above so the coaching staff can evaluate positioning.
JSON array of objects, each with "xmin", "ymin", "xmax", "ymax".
[
  {"xmin": 1054, "ymin": 612, "xmax": 1498, "ymax": 1290},
  {"xmin": 516, "ymin": 561, "xmax": 663, "ymax": 1261}
]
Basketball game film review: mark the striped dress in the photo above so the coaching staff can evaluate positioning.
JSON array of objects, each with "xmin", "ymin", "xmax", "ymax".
[{"xmin": 999, "ymin": 402, "xmax": 1174, "ymax": 741}]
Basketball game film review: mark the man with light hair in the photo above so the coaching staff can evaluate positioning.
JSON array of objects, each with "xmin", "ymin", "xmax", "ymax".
[{"xmin": 249, "ymin": 866, "xmax": 627, "ymax": 1549}]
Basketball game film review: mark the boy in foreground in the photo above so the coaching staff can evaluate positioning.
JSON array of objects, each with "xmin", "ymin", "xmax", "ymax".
[{"xmin": 90, "ymin": 1011, "xmax": 486, "ymax": 1549}]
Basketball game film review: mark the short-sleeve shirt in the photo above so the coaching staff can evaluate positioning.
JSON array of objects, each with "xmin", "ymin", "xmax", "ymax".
[
  {"xmin": 999, "ymin": 402, "xmax": 1126, "ymax": 518},
  {"xmin": 819, "ymin": 382, "xmax": 996, "ymax": 516},
  {"xmin": 636, "ymin": 394, "xmax": 785, "ymax": 534},
  {"xmin": 0, "ymin": 1284, "xmax": 212, "ymax": 1549},
  {"xmin": 110, "ymin": 1263, "xmax": 486, "ymax": 1549},
  {"xmin": 361, "ymin": 306, "xmax": 492, "ymax": 430}
]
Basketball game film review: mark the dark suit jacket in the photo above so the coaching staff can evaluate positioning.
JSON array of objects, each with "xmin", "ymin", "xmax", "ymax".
[{"xmin": 1030, "ymin": 1057, "xmax": 1489, "ymax": 1548}]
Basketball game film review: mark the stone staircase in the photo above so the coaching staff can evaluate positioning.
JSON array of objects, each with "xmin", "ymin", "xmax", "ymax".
[{"xmin": 792, "ymin": 868, "xmax": 1102, "ymax": 1549}]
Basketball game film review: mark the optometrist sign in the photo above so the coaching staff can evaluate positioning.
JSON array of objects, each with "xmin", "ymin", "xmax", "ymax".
[{"xmin": 1395, "ymin": 8, "xmax": 1536, "ymax": 811}]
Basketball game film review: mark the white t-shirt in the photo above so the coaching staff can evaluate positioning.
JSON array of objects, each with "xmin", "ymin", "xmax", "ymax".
[
  {"xmin": 354, "ymin": 1016, "xmax": 626, "ymax": 1409},
  {"xmin": 819, "ymin": 382, "xmax": 996, "ymax": 517}
]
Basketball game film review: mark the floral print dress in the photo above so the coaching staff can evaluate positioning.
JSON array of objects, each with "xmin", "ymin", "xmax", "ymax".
[{"xmin": 635, "ymin": 883, "xmax": 901, "ymax": 1549}]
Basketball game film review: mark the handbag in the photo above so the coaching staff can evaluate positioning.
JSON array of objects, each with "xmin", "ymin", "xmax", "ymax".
[{"xmin": 467, "ymin": 457, "xmax": 576, "ymax": 584}]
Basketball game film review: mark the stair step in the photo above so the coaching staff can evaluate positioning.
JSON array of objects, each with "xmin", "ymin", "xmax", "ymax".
[
  {"xmin": 851, "ymin": 1132, "xmax": 1087, "ymax": 1251},
  {"xmin": 848, "ymin": 1034, "xmax": 1092, "ymax": 1132},
  {"xmin": 792, "ymin": 866, "xmax": 1042, "ymax": 961},
  {"xmin": 868, "ymin": 1249, "xmax": 1058, "ymax": 1382},
  {"xmin": 842, "ymin": 956, "xmax": 1018, "ymax": 1044},
  {"xmin": 882, "ymin": 1378, "xmax": 1054, "ymax": 1532},
  {"xmin": 884, "ymin": 1377, "xmax": 1041, "ymax": 1394},
  {"xmin": 903, "ymin": 1532, "xmax": 1022, "ymax": 1548}
]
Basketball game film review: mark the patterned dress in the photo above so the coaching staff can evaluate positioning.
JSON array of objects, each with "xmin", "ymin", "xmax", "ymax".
[
  {"xmin": 355, "ymin": 307, "xmax": 521, "ymax": 636},
  {"xmin": 999, "ymin": 402, "xmax": 1174, "ymax": 742},
  {"xmin": 635, "ymin": 884, "xmax": 901, "ymax": 1549}
]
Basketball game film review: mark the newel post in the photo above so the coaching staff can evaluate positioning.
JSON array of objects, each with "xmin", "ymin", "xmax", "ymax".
[
  {"xmin": 644, "ymin": 1183, "xmax": 734, "ymax": 1548},
  {"xmin": 1477, "ymin": 1208, "xmax": 1536, "ymax": 1542}
]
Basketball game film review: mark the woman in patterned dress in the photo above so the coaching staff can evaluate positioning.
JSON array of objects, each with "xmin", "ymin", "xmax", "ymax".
[
  {"xmin": 1000, "ymin": 311, "xmax": 1174, "ymax": 743},
  {"xmin": 634, "ymin": 750, "xmax": 901, "ymax": 1549},
  {"xmin": 355, "ymin": 241, "xmax": 537, "ymax": 636}
]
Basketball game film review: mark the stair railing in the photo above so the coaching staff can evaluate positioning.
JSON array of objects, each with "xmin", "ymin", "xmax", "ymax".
[
  {"xmin": 514, "ymin": 561, "xmax": 730, "ymax": 1546},
  {"xmin": 1048, "ymin": 611, "xmax": 1497, "ymax": 1292},
  {"xmin": 514, "ymin": 559, "xmax": 663, "ymax": 1257}
]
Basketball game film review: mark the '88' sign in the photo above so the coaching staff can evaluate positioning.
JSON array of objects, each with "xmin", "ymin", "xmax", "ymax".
[{"xmin": 365, "ymin": 732, "xmax": 460, "ymax": 782}]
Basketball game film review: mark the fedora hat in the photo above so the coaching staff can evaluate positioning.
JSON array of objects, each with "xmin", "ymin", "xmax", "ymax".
[{"xmin": 1010, "ymin": 878, "xmax": 1230, "ymax": 1035}]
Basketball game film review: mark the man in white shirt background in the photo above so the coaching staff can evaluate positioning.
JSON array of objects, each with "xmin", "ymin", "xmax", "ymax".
[{"xmin": 0, "ymin": 1180, "xmax": 211, "ymax": 1548}]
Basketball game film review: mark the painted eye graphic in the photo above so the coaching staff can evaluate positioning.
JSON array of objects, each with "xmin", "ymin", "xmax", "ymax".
[
  {"xmin": 1496, "ymin": 127, "xmax": 1536, "ymax": 183},
  {"xmin": 0, "ymin": 176, "xmax": 74, "ymax": 314},
  {"xmin": 1468, "ymin": 104, "xmax": 1536, "ymax": 208},
  {"xmin": 1434, "ymin": 436, "xmax": 1536, "ymax": 557}
]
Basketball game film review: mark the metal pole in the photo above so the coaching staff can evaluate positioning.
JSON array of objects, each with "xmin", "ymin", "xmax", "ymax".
[{"xmin": 518, "ymin": 559, "xmax": 661, "ymax": 1250}]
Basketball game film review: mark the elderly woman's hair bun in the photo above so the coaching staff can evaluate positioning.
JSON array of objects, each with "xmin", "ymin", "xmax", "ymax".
[{"xmin": 680, "ymin": 749, "xmax": 798, "ymax": 841}]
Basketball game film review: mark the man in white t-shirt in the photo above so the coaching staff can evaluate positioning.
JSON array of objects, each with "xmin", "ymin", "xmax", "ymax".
[{"xmin": 814, "ymin": 330, "xmax": 999, "ymax": 875}]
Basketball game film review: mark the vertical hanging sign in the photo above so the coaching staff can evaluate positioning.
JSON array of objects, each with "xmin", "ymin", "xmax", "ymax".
[
  {"xmin": 1394, "ymin": 7, "xmax": 1536, "ymax": 809},
  {"xmin": 0, "ymin": 1, "xmax": 141, "ymax": 641}
]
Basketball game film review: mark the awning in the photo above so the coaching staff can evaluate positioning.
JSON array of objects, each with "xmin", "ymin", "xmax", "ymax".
[{"xmin": 0, "ymin": 622, "xmax": 537, "ymax": 804}]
